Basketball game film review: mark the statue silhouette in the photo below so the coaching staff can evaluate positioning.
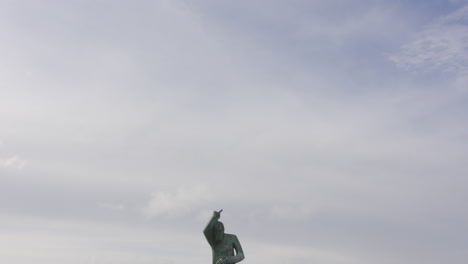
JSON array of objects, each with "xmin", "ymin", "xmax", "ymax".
[{"xmin": 204, "ymin": 210, "xmax": 245, "ymax": 264}]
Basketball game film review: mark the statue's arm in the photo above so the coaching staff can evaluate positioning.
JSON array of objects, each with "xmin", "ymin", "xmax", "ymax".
[
  {"xmin": 204, "ymin": 210, "xmax": 221, "ymax": 247},
  {"xmin": 226, "ymin": 235, "xmax": 244, "ymax": 264}
]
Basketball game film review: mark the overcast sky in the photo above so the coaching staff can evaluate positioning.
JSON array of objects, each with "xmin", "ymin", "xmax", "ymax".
[{"xmin": 1, "ymin": 0, "xmax": 468, "ymax": 263}]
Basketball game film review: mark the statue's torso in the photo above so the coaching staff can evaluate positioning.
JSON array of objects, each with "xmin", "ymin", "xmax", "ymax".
[{"xmin": 211, "ymin": 234, "xmax": 236, "ymax": 264}]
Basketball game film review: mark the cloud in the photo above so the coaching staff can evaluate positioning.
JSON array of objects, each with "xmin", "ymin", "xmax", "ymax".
[
  {"xmin": 142, "ymin": 184, "xmax": 213, "ymax": 217},
  {"xmin": 390, "ymin": 4, "xmax": 468, "ymax": 89},
  {"xmin": 0, "ymin": 155, "xmax": 25, "ymax": 169}
]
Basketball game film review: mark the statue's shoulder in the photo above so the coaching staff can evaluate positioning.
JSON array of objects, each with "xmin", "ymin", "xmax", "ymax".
[{"xmin": 224, "ymin": 233, "xmax": 238, "ymax": 241}]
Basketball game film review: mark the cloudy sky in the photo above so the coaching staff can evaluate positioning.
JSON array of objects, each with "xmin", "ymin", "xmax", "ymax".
[{"xmin": 1, "ymin": 0, "xmax": 468, "ymax": 263}]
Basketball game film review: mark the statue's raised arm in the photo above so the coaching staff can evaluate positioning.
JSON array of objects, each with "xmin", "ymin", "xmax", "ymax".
[
  {"xmin": 204, "ymin": 210, "xmax": 222, "ymax": 247},
  {"xmin": 203, "ymin": 210, "xmax": 245, "ymax": 264}
]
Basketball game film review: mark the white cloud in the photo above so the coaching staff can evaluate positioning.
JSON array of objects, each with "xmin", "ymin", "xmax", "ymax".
[
  {"xmin": 390, "ymin": 4, "xmax": 468, "ymax": 87},
  {"xmin": 0, "ymin": 155, "xmax": 25, "ymax": 169},
  {"xmin": 142, "ymin": 184, "xmax": 213, "ymax": 217}
]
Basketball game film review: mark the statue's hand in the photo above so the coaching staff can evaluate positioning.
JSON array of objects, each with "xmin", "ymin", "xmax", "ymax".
[
  {"xmin": 213, "ymin": 209, "xmax": 223, "ymax": 219},
  {"xmin": 216, "ymin": 257, "xmax": 227, "ymax": 264}
]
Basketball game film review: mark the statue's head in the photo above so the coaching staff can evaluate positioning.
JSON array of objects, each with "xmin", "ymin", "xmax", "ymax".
[{"xmin": 214, "ymin": 221, "xmax": 225, "ymax": 242}]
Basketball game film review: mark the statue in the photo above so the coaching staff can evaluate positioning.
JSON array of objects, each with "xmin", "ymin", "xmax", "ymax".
[{"xmin": 204, "ymin": 210, "xmax": 245, "ymax": 264}]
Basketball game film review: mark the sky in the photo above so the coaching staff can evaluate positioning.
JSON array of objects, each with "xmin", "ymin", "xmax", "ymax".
[{"xmin": 0, "ymin": 0, "xmax": 468, "ymax": 263}]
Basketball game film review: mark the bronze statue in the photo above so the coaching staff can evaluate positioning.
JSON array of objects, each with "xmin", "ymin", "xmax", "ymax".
[{"xmin": 204, "ymin": 210, "xmax": 245, "ymax": 264}]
